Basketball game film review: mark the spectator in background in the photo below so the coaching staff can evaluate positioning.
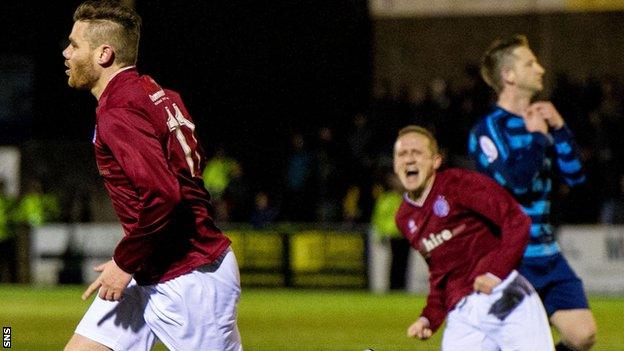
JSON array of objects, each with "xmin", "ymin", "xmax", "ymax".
[
  {"xmin": 369, "ymin": 171, "xmax": 409, "ymax": 292},
  {"xmin": 600, "ymin": 174, "xmax": 624, "ymax": 224},
  {"xmin": 345, "ymin": 113, "xmax": 375, "ymax": 222},
  {"xmin": 347, "ymin": 113, "xmax": 374, "ymax": 175},
  {"xmin": 13, "ymin": 178, "xmax": 60, "ymax": 227},
  {"xmin": 312, "ymin": 126, "xmax": 345, "ymax": 222},
  {"xmin": 369, "ymin": 79, "xmax": 398, "ymax": 151},
  {"xmin": 342, "ymin": 184, "xmax": 362, "ymax": 223},
  {"xmin": 590, "ymin": 77, "xmax": 624, "ymax": 197},
  {"xmin": 250, "ymin": 191, "xmax": 279, "ymax": 229},
  {"xmin": 222, "ymin": 163, "xmax": 252, "ymax": 223},
  {"xmin": 202, "ymin": 145, "xmax": 240, "ymax": 224},
  {"xmin": 61, "ymin": 185, "xmax": 94, "ymax": 223},
  {"xmin": 405, "ymin": 83, "xmax": 435, "ymax": 132},
  {"xmin": 0, "ymin": 179, "xmax": 16, "ymax": 282},
  {"xmin": 202, "ymin": 144, "xmax": 240, "ymax": 200},
  {"xmin": 281, "ymin": 132, "xmax": 313, "ymax": 222},
  {"xmin": 447, "ymin": 65, "xmax": 491, "ymax": 167}
]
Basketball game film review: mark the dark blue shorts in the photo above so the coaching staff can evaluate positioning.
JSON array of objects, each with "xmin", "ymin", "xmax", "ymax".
[{"xmin": 518, "ymin": 253, "xmax": 589, "ymax": 316}]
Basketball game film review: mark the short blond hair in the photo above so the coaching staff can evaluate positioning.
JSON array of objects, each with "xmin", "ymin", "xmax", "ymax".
[
  {"xmin": 73, "ymin": 0, "xmax": 141, "ymax": 66},
  {"xmin": 481, "ymin": 34, "xmax": 529, "ymax": 93},
  {"xmin": 396, "ymin": 125, "xmax": 439, "ymax": 155}
]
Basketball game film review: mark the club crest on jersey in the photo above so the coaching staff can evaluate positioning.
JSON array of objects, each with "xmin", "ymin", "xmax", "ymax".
[
  {"xmin": 433, "ymin": 196, "xmax": 449, "ymax": 217},
  {"xmin": 479, "ymin": 135, "xmax": 498, "ymax": 163},
  {"xmin": 408, "ymin": 219, "xmax": 418, "ymax": 234}
]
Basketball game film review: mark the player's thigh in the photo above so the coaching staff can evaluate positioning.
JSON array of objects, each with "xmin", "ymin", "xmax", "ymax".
[
  {"xmin": 442, "ymin": 327, "xmax": 497, "ymax": 351},
  {"xmin": 71, "ymin": 282, "xmax": 157, "ymax": 351},
  {"xmin": 542, "ymin": 259, "xmax": 589, "ymax": 310},
  {"xmin": 550, "ymin": 309, "xmax": 596, "ymax": 348},
  {"xmin": 443, "ymin": 300, "xmax": 498, "ymax": 351},
  {"xmin": 497, "ymin": 293, "xmax": 554, "ymax": 351},
  {"xmin": 143, "ymin": 249, "xmax": 242, "ymax": 351},
  {"xmin": 64, "ymin": 333, "xmax": 112, "ymax": 351}
]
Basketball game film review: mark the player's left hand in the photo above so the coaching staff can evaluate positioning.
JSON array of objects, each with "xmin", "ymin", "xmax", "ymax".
[
  {"xmin": 82, "ymin": 259, "xmax": 133, "ymax": 301},
  {"xmin": 527, "ymin": 101, "xmax": 564, "ymax": 130},
  {"xmin": 473, "ymin": 274, "xmax": 501, "ymax": 294},
  {"xmin": 407, "ymin": 317, "xmax": 432, "ymax": 340}
]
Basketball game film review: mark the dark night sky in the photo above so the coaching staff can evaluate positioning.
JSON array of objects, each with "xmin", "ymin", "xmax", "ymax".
[{"xmin": 1, "ymin": 0, "xmax": 372, "ymax": 190}]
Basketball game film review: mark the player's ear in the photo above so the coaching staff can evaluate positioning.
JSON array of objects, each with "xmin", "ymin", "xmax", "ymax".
[
  {"xmin": 393, "ymin": 155, "xmax": 400, "ymax": 175},
  {"xmin": 501, "ymin": 66, "xmax": 515, "ymax": 85},
  {"xmin": 96, "ymin": 45, "xmax": 115, "ymax": 67},
  {"xmin": 432, "ymin": 153, "xmax": 443, "ymax": 170}
]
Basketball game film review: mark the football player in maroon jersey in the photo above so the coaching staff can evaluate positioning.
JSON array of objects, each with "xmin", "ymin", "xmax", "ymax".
[
  {"xmin": 394, "ymin": 125, "xmax": 553, "ymax": 350},
  {"xmin": 62, "ymin": 1, "xmax": 241, "ymax": 350}
]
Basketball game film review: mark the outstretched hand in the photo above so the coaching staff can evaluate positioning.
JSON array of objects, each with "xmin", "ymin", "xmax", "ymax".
[
  {"xmin": 407, "ymin": 318, "xmax": 433, "ymax": 340},
  {"xmin": 82, "ymin": 259, "xmax": 133, "ymax": 301}
]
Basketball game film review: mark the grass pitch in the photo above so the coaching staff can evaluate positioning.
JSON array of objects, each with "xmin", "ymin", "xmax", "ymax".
[{"xmin": 1, "ymin": 286, "xmax": 622, "ymax": 350}]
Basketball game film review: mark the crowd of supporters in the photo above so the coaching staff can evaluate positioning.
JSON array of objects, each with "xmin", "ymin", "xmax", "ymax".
[
  {"xmin": 4, "ymin": 72, "xmax": 623, "ymax": 228},
  {"xmin": 210, "ymin": 71, "xmax": 624, "ymax": 226}
]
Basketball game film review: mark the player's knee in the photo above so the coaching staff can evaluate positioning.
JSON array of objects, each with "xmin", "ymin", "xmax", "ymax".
[
  {"xmin": 562, "ymin": 326, "xmax": 596, "ymax": 351},
  {"xmin": 63, "ymin": 341, "xmax": 78, "ymax": 351},
  {"xmin": 63, "ymin": 336, "xmax": 77, "ymax": 351}
]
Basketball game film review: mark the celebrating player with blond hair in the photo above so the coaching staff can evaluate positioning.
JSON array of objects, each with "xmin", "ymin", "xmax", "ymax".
[{"xmin": 394, "ymin": 125, "xmax": 553, "ymax": 350}]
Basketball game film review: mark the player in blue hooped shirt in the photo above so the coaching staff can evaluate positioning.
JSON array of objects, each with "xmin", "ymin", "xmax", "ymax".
[{"xmin": 469, "ymin": 34, "xmax": 596, "ymax": 351}]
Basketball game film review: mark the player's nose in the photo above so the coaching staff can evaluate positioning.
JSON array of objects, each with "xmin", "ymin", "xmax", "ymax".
[
  {"xmin": 536, "ymin": 63, "xmax": 545, "ymax": 75},
  {"xmin": 62, "ymin": 46, "xmax": 71, "ymax": 59}
]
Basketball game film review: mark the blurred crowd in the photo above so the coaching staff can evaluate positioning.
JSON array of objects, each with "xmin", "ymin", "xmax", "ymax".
[
  {"xmin": 2, "ymin": 68, "xmax": 624, "ymax": 284},
  {"xmin": 2, "ymin": 70, "xmax": 624, "ymax": 238},
  {"xmin": 207, "ymin": 69, "xmax": 624, "ymax": 227}
]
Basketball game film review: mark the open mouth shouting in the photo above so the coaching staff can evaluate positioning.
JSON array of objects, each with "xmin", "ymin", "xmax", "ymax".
[{"xmin": 406, "ymin": 168, "xmax": 419, "ymax": 178}]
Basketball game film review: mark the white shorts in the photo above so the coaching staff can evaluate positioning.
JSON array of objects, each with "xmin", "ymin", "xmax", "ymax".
[
  {"xmin": 75, "ymin": 248, "xmax": 242, "ymax": 351},
  {"xmin": 442, "ymin": 270, "xmax": 554, "ymax": 351}
]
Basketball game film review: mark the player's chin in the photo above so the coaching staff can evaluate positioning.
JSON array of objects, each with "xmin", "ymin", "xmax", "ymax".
[
  {"xmin": 404, "ymin": 177, "xmax": 421, "ymax": 189},
  {"xmin": 67, "ymin": 76, "xmax": 78, "ymax": 88},
  {"xmin": 69, "ymin": 79, "xmax": 90, "ymax": 90},
  {"xmin": 404, "ymin": 183, "xmax": 421, "ymax": 193}
]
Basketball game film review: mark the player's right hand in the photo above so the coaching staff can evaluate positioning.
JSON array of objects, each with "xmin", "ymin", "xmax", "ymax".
[
  {"xmin": 81, "ymin": 259, "xmax": 132, "ymax": 301},
  {"xmin": 523, "ymin": 105, "xmax": 549, "ymax": 135},
  {"xmin": 528, "ymin": 101, "xmax": 565, "ymax": 130},
  {"xmin": 407, "ymin": 317, "xmax": 432, "ymax": 340},
  {"xmin": 473, "ymin": 273, "xmax": 501, "ymax": 294}
]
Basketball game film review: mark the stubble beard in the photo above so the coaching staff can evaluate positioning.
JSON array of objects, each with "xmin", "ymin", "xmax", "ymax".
[{"xmin": 68, "ymin": 58, "xmax": 98, "ymax": 90}]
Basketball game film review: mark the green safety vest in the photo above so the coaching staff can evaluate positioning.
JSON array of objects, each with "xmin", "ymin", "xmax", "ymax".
[
  {"xmin": 202, "ymin": 158, "xmax": 237, "ymax": 196},
  {"xmin": 370, "ymin": 191, "xmax": 403, "ymax": 238},
  {"xmin": 13, "ymin": 193, "xmax": 60, "ymax": 227}
]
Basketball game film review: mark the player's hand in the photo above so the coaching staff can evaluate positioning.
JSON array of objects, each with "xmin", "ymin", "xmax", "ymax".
[
  {"xmin": 473, "ymin": 274, "xmax": 501, "ymax": 295},
  {"xmin": 523, "ymin": 105, "xmax": 549, "ymax": 135},
  {"xmin": 527, "ymin": 101, "xmax": 564, "ymax": 130},
  {"xmin": 82, "ymin": 259, "xmax": 132, "ymax": 301},
  {"xmin": 407, "ymin": 317, "xmax": 433, "ymax": 340}
]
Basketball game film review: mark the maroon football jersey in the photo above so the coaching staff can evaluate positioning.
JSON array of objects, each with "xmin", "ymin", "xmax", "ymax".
[
  {"xmin": 395, "ymin": 168, "xmax": 530, "ymax": 332},
  {"xmin": 93, "ymin": 67, "xmax": 230, "ymax": 285}
]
